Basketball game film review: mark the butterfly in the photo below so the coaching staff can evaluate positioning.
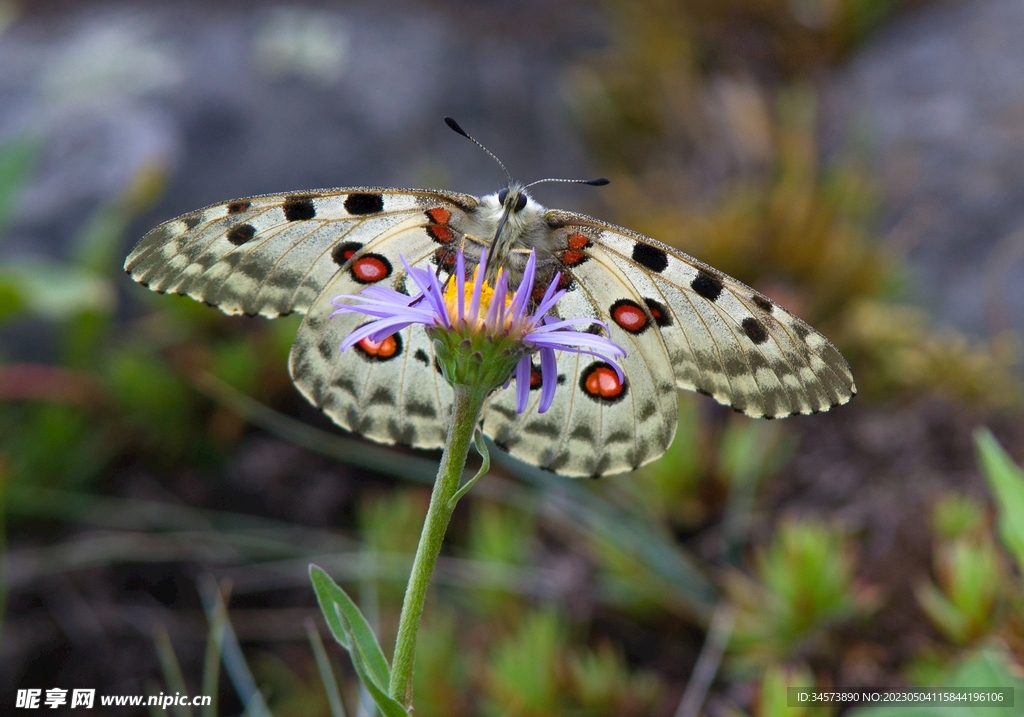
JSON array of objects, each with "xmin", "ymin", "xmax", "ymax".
[{"xmin": 124, "ymin": 120, "xmax": 855, "ymax": 477}]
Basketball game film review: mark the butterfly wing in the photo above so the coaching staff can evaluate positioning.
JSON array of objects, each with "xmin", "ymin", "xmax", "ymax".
[
  {"xmin": 481, "ymin": 252, "xmax": 679, "ymax": 477},
  {"xmin": 124, "ymin": 187, "xmax": 477, "ymax": 318},
  {"xmin": 541, "ymin": 210, "xmax": 857, "ymax": 418},
  {"xmin": 125, "ymin": 187, "xmax": 481, "ymax": 450}
]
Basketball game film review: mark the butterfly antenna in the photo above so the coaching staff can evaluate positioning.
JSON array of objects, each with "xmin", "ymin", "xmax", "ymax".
[
  {"xmin": 525, "ymin": 176, "xmax": 610, "ymax": 188},
  {"xmin": 444, "ymin": 117, "xmax": 514, "ymax": 186}
]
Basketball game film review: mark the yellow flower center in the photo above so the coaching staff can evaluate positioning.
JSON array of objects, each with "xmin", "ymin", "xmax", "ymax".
[{"xmin": 441, "ymin": 267, "xmax": 512, "ymax": 330}]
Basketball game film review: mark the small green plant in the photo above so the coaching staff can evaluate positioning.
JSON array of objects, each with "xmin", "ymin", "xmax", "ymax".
[
  {"xmin": 485, "ymin": 610, "xmax": 565, "ymax": 716},
  {"xmin": 726, "ymin": 518, "xmax": 877, "ymax": 670},
  {"xmin": 852, "ymin": 647, "xmax": 1024, "ymax": 717},
  {"xmin": 915, "ymin": 522, "xmax": 1004, "ymax": 646},
  {"xmin": 568, "ymin": 641, "xmax": 662, "ymax": 716}
]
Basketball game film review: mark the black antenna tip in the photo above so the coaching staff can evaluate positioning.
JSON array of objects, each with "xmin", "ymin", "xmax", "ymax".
[
  {"xmin": 586, "ymin": 177, "xmax": 611, "ymax": 186},
  {"xmin": 444, "ymin": 117, "xmax": 469, "ymax": 138}
]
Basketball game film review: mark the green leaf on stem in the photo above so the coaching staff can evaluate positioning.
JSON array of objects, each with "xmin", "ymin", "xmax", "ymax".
[{"xmin": 309, "ymin": 564, "xmax": 410, "ymax": 717}]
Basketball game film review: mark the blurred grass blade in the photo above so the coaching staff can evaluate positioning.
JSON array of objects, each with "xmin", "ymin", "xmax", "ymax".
[
  {"xmin": 194, "ymin": 373, "xmax": 439, "ymax": 484},
  {"xmin": 490, "ymin": 446, "xmax": 717, "ymax": 615},
  {"xmin": 674, "ymin": 605, "xmax": 736, "ymax": 717},
  {"xmin": 198, "ymin": 577, "xmax": 271, "ymax": 717},
  {"xmin": 305, "ymin": 618, "xmax": 348, "ymax": 717},
  {"xmin": 201, "ymin": 578, "xmax": 231, "ymax": 717},
  {"xmin": 720, "ymin": 421, "xmax": 777, "ymax": 565},
  {"xmin": 147, "ymin": 681, "xmax": 167, "ymax": 717},
  {"xmin": 0, "ymin": 258, "xmax": 114, "ymax": 319},
  {"xmin": 152, "ymin": 623, "xmax": 194, "ymax": 717},
  {"xmin": 974, "ymin": 428, "xmax": 1024, "ymax": 572}
]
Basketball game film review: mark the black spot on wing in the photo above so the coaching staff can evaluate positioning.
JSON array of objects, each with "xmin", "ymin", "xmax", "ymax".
[
  {"xmin": 414, "ymin": 348, "xmax": 429, "ymax": 366},
  {"xmin": 227, "ymin": 224, "xmax": 256, "ymax": 245},
  {"xmin": 332, "ymin": 241, "xmax": 364, "ymax": 266},
  {"xmin": 752, "ymin": 295, "xmax": 774, "ymax": 312},
  {"xmin": 369, "ymin": 387, "xmax": 396, "ymax": 406},
  {"xmin": 489, "ymin": 403, "xmax": 518, "ymax": 421},
  {"xmin": 333, "ymin": 376, "xmax": 358, "ymax": 399},
  {"xmin": 571, "ymin": 423, "xmax": 596, "ymax": 442},
  {"xmin": 691, "ymin": 271, "xmax": 723, "ymax": 302},
  {"xmin": 183, "ymin": 214, "xmax": 203, "ymax": 229},
  {"xmin": 227, "ymin": 201, "xmax": 251, "ymax": 215},
  {"xmin": 524, "ymin": 421, "xmax": 561, "ymax": 438},
  {"xmin": 283, "ymin": 196, "xmax": 316, "ymax": 221},
  {"xmin": 631, "ymin": 243, "xmax": 669, "ymax": 272},
  {"xmin": 644, "ymin": 298, "xmax": 673, "ymax": 327},
  {"xmin": 742, "ymin": 317, "xmax": 769, "ymax": 345},
  {"xmin": 344, "ymin": 193, "xmax": 385, "ymax": 215},
  {"xmin": 406, "ymin": 401, "xmax": 437, "ymax": 418},
  {"xmin": 387, "ymin": 419, "xmax": 415, "ymax": 446}
]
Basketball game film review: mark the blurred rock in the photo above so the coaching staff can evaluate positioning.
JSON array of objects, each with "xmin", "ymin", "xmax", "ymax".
[
  {"xmin": 0, "ymin": 1, "xmax": 603, "ymax": 262},
  {"xmin": 839, "ymin": 0, "xmax": 1024, "ymax": 339}
]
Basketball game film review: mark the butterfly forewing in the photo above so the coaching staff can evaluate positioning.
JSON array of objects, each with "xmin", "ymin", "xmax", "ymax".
[{"xmin": 544, "ymin": 210, "xmax": 856, "ymax": 419}]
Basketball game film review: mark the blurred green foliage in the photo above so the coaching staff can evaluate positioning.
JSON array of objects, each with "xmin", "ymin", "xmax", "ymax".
[
  {"xmin": 854, "ymin": 647, "xmax": 1024, "ymax": 717},
  {"xmin": 726, "ymin": 518, "xmax": 878, "ymax": 671}
]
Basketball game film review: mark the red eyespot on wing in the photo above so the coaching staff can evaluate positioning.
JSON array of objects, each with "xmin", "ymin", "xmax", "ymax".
[
  {"xmin": 332, "ymin": 241, "xmax": 364, "ymax": 265},
  {"xmin": 560, "ymin": 249, "xmax": 587, "ymax": 266},
  {"xmin": 610, "ymin": 299, "xmax": 648, "ymax": 334},
  {"xmin": 530, "ymin": 365, "xmax": 543, "ymax": 389},
  {"xmin": 580, "ymin": 362, "xmax": 627, "ymax": 403},
  {"xmin": 433, "ymin": 247, "xmax": 457, "ymax": 269},
  {"xmin": 427, "ymin": 224, "xmax": 453, "ymax": 243},
  {"xmin": 427, "ymin": 207, "xmax": 450, "ymax": 224},
  {"xmin": 567, "ymin": 233, "xmax": 591, "ymax": 250},
  {"xmin": 355, "ymin": 333, "xmax": 401, "ymax": 361},
  {"xmin": 350, "ymin": 254, "xmax": 392, "ymax": 284}
]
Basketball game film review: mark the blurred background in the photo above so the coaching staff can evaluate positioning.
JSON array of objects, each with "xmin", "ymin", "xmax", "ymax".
[{"xmin": 2, "ymin": 0, "xmax": 1024, "ymax": 714}]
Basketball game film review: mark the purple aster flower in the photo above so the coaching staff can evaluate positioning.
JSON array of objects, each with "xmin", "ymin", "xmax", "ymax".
[{"xmin": 331, "ymin": 249, "xmax": 625, "ymax": 414}]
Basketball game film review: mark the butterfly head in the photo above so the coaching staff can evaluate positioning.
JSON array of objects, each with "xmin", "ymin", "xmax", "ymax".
[{"xmin": 478, "ymin": 182, "xmax": 550, "ymax": 282}]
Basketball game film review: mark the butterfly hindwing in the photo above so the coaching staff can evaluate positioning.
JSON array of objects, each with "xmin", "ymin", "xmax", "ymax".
[
  {"xmin": 124, "ymin": 188, "xmax": 478, "ymax": 318},
  {"xmin": 543, "ymin": 210, "xmax": 857, "ymax": 418},
  {"xmin": 481, "ymin": 241, "xmax": 678, "ymax": 476},
  {"xmin": 288, "ymin": 219, "xmax": 464, "ymax": 451}
]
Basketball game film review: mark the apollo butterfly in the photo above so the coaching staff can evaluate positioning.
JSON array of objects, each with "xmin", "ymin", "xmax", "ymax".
[{"xmin": 124, "ymin": 120, "xmax": 855, "ymax": 477}]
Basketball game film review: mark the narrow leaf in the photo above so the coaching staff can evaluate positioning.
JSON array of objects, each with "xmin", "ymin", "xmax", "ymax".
[
  {"xmin": 305, "ymin": 618, "xmax": 348, "ymax": 717},
  {"xmin": 310, "ymin": 564, "xmax": 391, "ymax": 689},
  {"xmin": 349, "ymin": 646, "xmax": 410, "ymax": 717}
]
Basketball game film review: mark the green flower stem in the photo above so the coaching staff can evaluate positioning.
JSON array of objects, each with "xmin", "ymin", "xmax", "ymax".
[{"xmin": 388, "ymin": 383, "xmax": 489, "ymax": 707}]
